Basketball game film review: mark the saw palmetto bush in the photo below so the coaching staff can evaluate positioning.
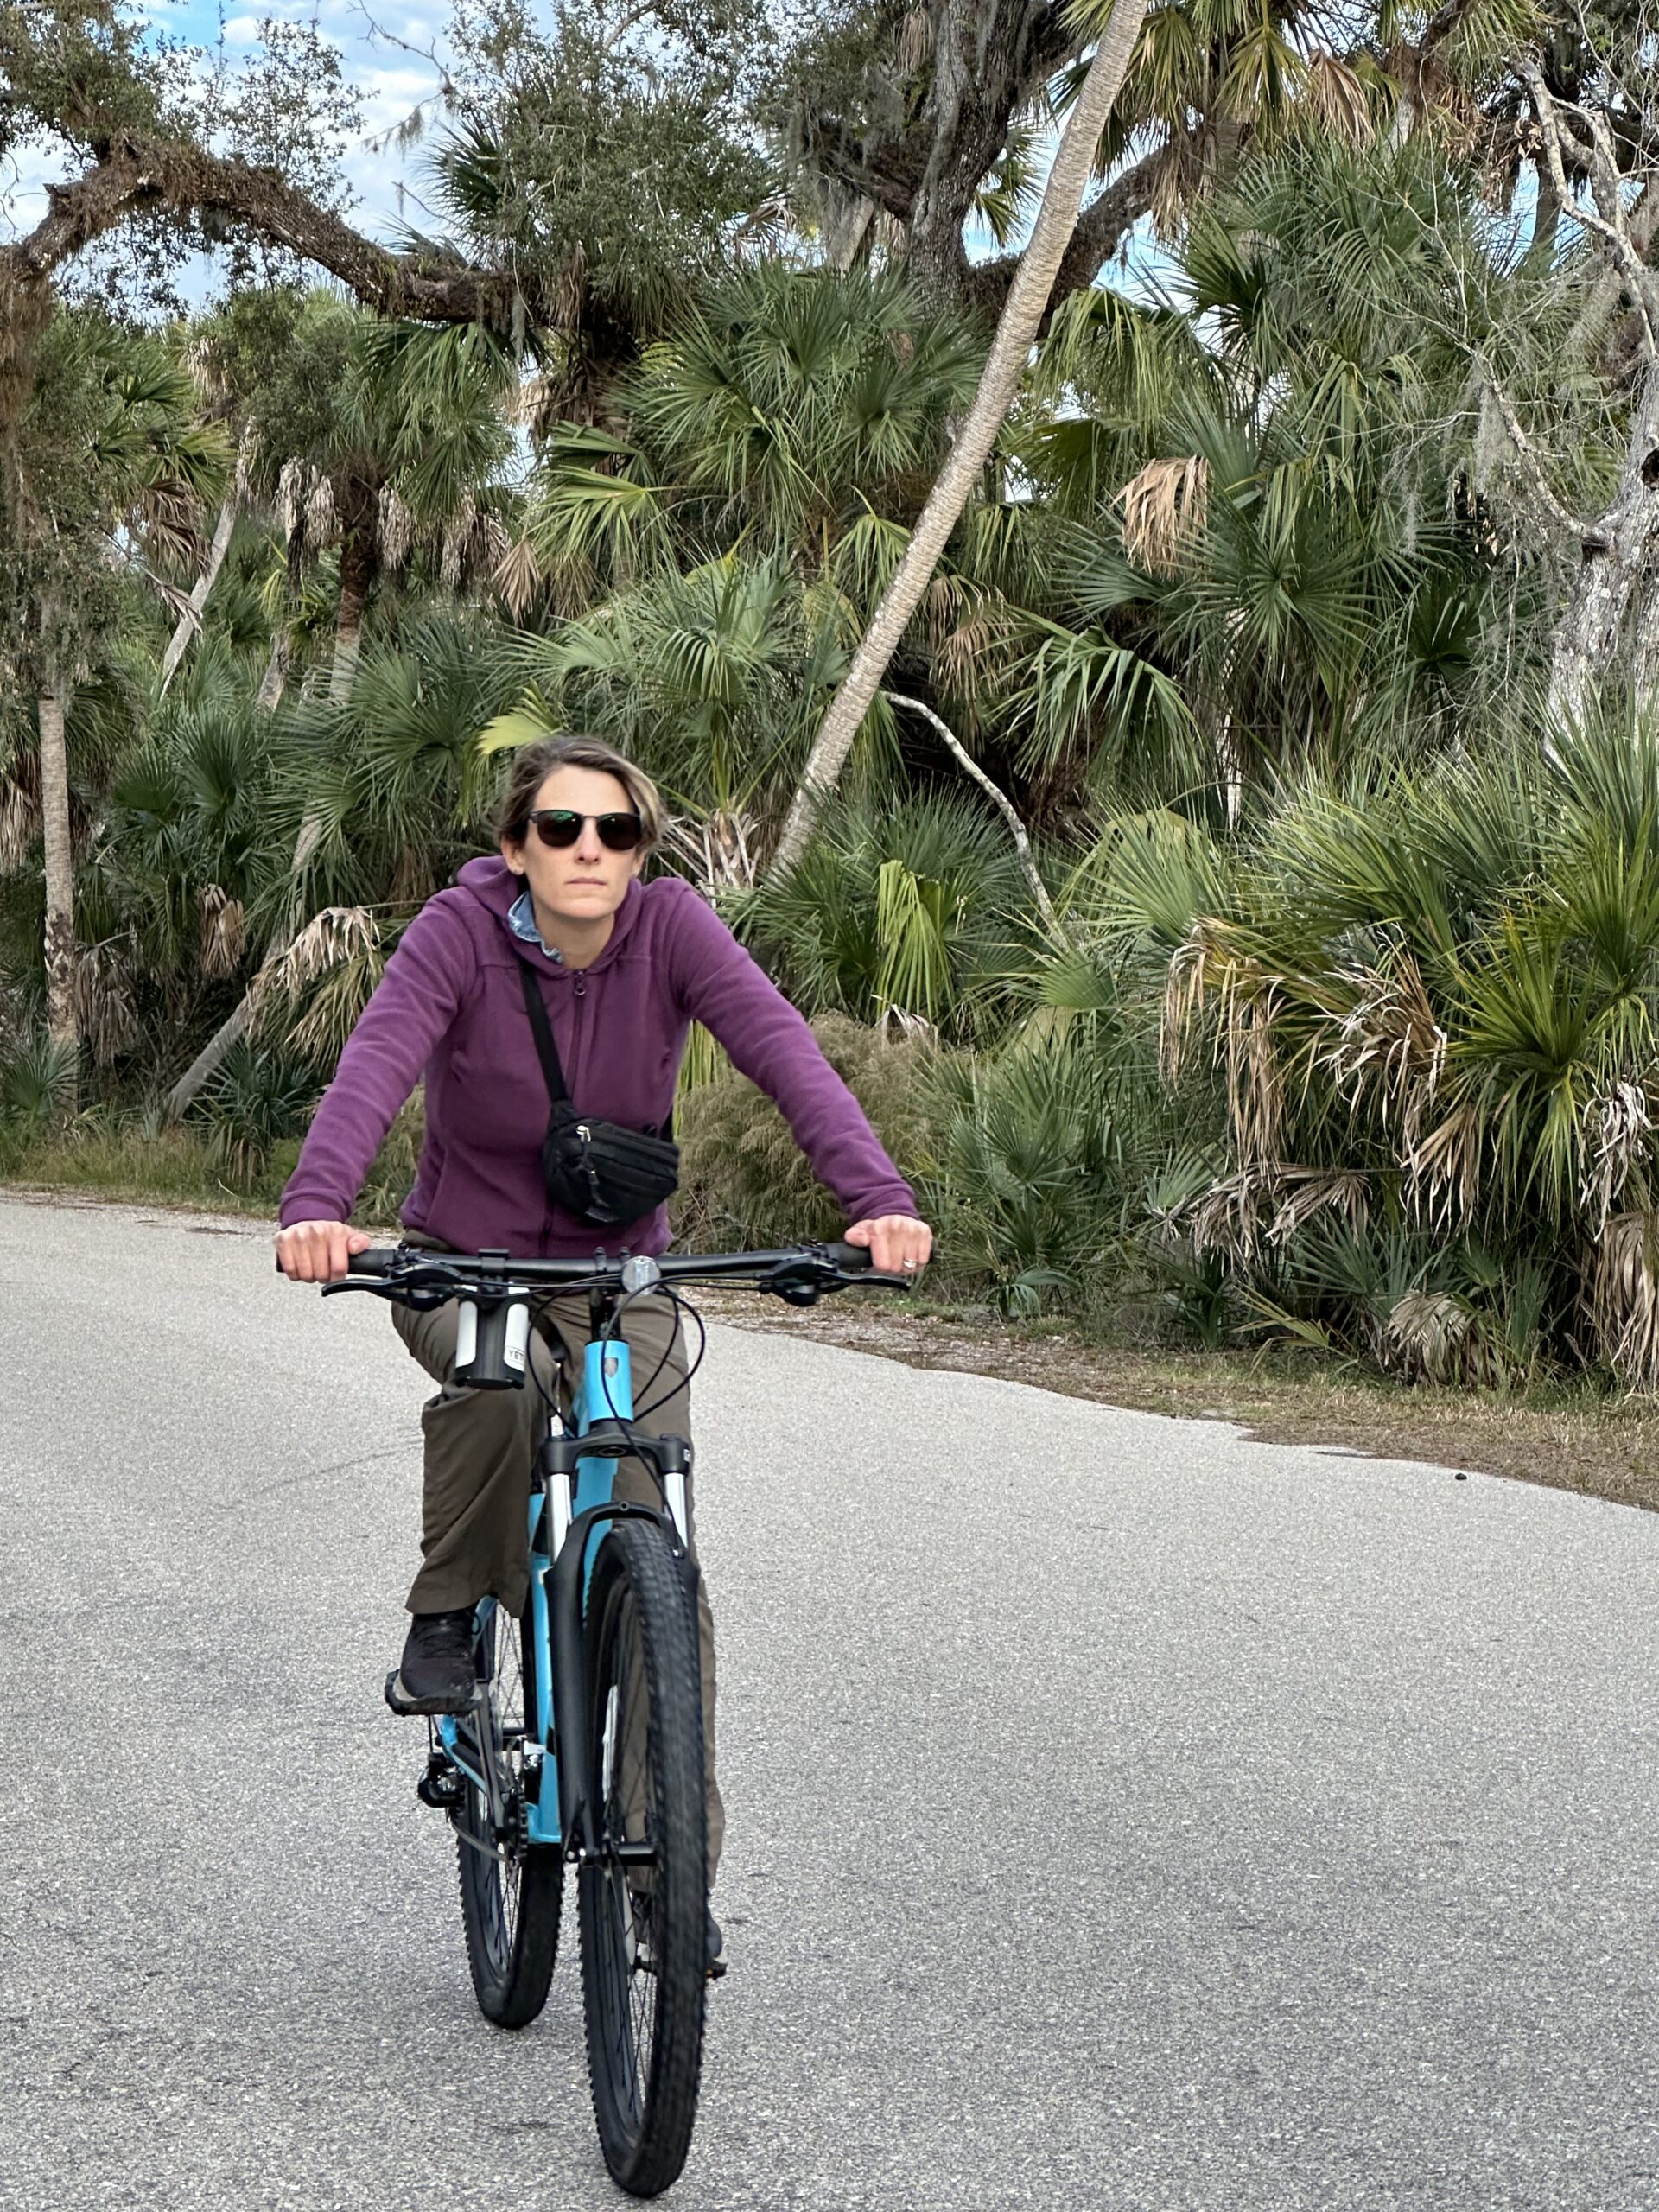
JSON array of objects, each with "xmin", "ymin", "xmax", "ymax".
[
  {"xmin": 735, "ymin": 789, "xmax": 1034, "ymax": 1044},
  {"xmin": 190, "ymin": 1038, "xmax": 321, "ymax": 1185},
  {"xmin": 1087, "ymin": 706, "xmax": 1659, "ymax": 1385}
]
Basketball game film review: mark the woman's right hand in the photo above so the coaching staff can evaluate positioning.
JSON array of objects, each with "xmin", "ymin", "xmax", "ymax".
[{"xmin": 275, "ymin": 1219, "xmax": 373, "ymax": 1282}]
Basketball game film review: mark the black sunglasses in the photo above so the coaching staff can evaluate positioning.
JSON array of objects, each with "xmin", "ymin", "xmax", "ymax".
[{"xmin": 525, "ymin": 808, "xmax": 644, "ymax": 852}]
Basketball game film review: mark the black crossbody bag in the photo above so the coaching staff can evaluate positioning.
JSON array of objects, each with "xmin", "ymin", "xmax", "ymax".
[{"xmin": 519, "ymin": 963, "xmax": 680, "ymax": 1227}]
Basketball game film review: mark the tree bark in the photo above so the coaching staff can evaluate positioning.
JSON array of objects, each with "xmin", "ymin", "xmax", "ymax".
[
  {"xmin": 772, "ymin": 0, "xmax": 1151, "ymax": 874},
  {"xmin": 885, "ymin": 691, "xmax": 1068, "ymax": 939},
  {"xmin": 330, "ymin": 524, "xmax": 375, "ymax": 704},
  {"xmin": 255, "ymin": 630, "xmax": 290, "ymax": 712},
  {"xmin": 1548, "ymin": 357, "xmax": 1659, "ymax": 724},
  {"xmin": 36, "ymin": 686, "xmax": 78, "ymax": 1097},
  {"xmin": 157, "ymin": 491, "xmax": 238, "ymax": 696}
]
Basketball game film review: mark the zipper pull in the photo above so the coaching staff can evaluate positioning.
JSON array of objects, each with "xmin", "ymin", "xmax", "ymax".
[{"xmin": 573, "ymin": 971, "xmax": 587, "ymax": 998}]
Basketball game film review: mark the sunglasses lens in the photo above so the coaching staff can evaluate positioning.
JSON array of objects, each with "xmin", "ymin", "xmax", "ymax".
[
  {"xmin": 597, "ymin": 813, "xmax": 644, "ymax": 851},
  {"xmin": 532, "ymin": 811, "xmax": 582, "ymax": 848}
]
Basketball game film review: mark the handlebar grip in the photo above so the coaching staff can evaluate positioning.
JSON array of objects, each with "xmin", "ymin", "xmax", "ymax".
[
  {"xmin": 824, "ymin": 1242, "xmax": 872, "ymax": 1274},
  {"xmin": 346, "ymin": 1249, "xmax": 402, "ymax": 1277}
]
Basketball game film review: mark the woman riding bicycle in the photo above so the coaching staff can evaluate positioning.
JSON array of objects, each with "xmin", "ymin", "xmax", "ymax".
[{"xmin": 273, "ymin": 733, "xmax": 932, "ymax": 1948}]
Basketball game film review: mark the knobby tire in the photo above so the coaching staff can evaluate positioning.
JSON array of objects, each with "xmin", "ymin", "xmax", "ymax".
[
  {"xmin": 578, "ymin": 1518, "xmax": 708, "ymax": 2196},
  {"xmin": 456, "ymin": 1597, "xmax": 563, "ymax": 2027}
]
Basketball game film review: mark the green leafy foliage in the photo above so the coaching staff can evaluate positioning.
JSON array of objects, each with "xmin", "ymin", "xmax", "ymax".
[{"xmin": 675, "ymin": 1014, "xmax": 936, "ymax": 1250}]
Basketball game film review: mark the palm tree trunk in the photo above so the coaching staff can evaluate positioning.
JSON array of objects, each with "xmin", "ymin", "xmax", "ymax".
[
  {"xmin": 37, "ymin": 684, "xmax": 77, "ymax": 1100},
  {"xmin": 255, "ymin": 629, "xmax": 289, "ymax": 711},
  {"xmin": 770, "ymin": 0, "xmax": 1150, "ymax": 875},
  {"xmin": 162, "ymin": 942, "xmax": 282, "ymax": 1120},
  {"xmin": 330, "ymin": 523, "xmax": 375, "ymax": 702},
  {"xmin": 157, "ymin": 492, "xmax": 238, "ymax": 696}
]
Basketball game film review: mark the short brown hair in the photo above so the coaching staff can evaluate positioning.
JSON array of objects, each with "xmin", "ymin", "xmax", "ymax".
[{"xmin": 493, "ymin": 733, "xmax": 668, "ymax": 855}]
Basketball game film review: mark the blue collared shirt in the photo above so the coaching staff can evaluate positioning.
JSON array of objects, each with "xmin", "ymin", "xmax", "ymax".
[{"xmin": 508, "ymin": 888, "xmax": 564, "ymax": 963}]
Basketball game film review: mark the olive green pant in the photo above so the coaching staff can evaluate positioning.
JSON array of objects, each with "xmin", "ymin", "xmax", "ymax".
[{"xmin": 389, "ymin": 1282, "xmax": 723, "ymax": 1878}]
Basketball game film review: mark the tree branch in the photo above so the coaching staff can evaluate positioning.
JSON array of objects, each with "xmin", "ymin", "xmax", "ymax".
[
  {"xmin": 885, "ymin": 691, "xmax": 1068, "ymax": 942},
  {"xmin": 3, "ymin": 132, "xmax": 519, "ymax": 327},
  {"xmin": 1474, "ymin": 358, "xmax": 1599, "ymax": 542},
  {"xmin": 964, "ymin": 137, "xmax": 1177, "ymax": 323},
  {"xmin": 1519, "ymin": 60, "xmax": 1657, "ymax": 360}
]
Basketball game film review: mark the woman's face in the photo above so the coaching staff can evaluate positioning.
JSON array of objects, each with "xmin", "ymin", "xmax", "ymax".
[{"xmin": 502, "ymin": 764, "xmax": 645, "ymax": 928}]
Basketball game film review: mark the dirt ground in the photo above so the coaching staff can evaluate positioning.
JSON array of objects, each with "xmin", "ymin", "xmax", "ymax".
[{"xmin": 701, "ymin": 1287, "xmax": 1659, "ymax": 1514}]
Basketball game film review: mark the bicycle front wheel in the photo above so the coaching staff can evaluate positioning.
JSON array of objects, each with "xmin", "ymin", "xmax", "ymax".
[
  {"xmin": 578, "ymin": 1518, "xmax": 708, "ymax": 2197},
  {"xmin": 456, "ymin": 1597, "xmax": 563, "ymax": 2027}
]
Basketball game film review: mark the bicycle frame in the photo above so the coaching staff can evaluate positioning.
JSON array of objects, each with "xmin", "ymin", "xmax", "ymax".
[{"xmin": 438, "ymin": 1318, "xmax": 693, "ymax": 1860}]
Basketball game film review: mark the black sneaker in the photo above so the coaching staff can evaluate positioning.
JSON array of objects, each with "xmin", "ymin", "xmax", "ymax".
[
  {"xmin": 386, "ymin": 1608, "xmax": 478, "ymax": 1714},
  {"xmin": 706, "ymin": 1908, "xmax": 728, "ymax": 1980}
]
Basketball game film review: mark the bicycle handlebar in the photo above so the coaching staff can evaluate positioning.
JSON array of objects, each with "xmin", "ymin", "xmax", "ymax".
[{"xmin": 343, "ymin": 1240, "xmax": 879, "ymax": 1287}]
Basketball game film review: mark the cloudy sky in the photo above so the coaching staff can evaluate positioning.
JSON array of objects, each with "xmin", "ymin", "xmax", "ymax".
[{"xmin": 4, "ymin": 0, "xmax": 450, "ymax": 245}]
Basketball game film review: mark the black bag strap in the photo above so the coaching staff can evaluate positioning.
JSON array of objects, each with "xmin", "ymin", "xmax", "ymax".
[{"xmin": 518, "ymin": 962, "xmax": 570, "ymax": 1107}]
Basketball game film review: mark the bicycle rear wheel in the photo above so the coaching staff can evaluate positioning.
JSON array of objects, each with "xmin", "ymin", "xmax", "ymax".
[
  {"xmin": 578, "ymin": 1518, "xmax": 708, "ymax": 2197},
  {"xmin": 456, "ymin": 1597, "xmax": 563, "ymax": 2027}
]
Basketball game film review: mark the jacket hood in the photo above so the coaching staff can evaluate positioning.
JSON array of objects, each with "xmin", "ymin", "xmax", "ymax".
[{"xmin": 454, "ymin": 854, "xmax": 646, "ymax": 969}]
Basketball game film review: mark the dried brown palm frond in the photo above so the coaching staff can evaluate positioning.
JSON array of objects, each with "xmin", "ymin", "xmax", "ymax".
[
  {"xmin": 73, "ymin": 939, "xmax": 138, "ymax": 1065},
  {"xmin": 304, "ymin": 469, "xmax": 338, "ymax": 553},
  {"xmin": 1120, "ymin": 455, "xmax": 1209, "ymax": 579},
  {"xmin": 1592, "ymin": 1209, "xmax": 1659, "ymax": 1390},
  {"xmin": 289, "ymin": 945, "xmax": 388, "ymax": 1063},
  {"xmin": 934, "ymin": 590, "xmax": 1018, "ymax": 698},
  {"xmin": 1301, "ymin": 52, "xmax": 1376, "ymax": 149},
  {"xmin": 1323, "ymin": 947, "xmax": 1446, "ymax": 1143},
  {"xmin": 199, "ymin": 886, "xmax": 245, "ymax": 981},
  {"xmin": 1268, "ymin": 1166, "xmax": 1371, "ymax": 1245},
  {"xmin": 493, "ymin": 535, "xmax": 544, "ymax": 625},
  {"xmin": 1387, "ymin": 1287, "xmax": 1487, "ymax": 1387},
  {"xmin": 1164, "ymin": 918, "xmax": 1285, "ymax": 1169},
  {"xmin": 277, "ymin": 455, "xmax": 307, "ymax": 544},
  {"xmin": 1404, "ymin": 1096, "xmax": 1484, "ymax": 1227},
  {"xmin": 260, "ymin": 906, "xmax": 380, "ymax": 1007},
  {"xmin": 895, "ymin": 5, "xmax": 931, "ymax": 75},
  {"xmin": 138, "ymin": 479, "xmax": 206, "ymax": 568},
  {"xmin": 922, "ymin": 569, "xmax": 973, "ymax": 650},
  {"xmin": 1580, "ymin": 1082, "xmax": 1655, "ymax": 1235},
  {"xmin": 378, "ymin": 484, "xmax": 415, "ymax": 572},
  {"xmin": 0, "ymin": 774, "xmax": 39, "ymax": 871},
  {"xmin": 440, "ymin": 493, "xmax": 477, "ymax": 591},
  {"xmin": 1187, "ymin": 1165, "xmax": 1275, "ymax": 1260}
]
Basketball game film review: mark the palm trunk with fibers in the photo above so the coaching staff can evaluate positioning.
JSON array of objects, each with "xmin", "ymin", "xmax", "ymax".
[
  {"xmin": 37, "ymin": 686, "xmax": 78, "ymax": 1098},
  {"xmin": 157, "ymin": 492, "xmax": 238, "ymax": 696},
  {"xmin": 330, "ymin": 489, "xmax": 378, "ymax": 703},
  {"xmin": 771, "ymin": 0, "xmax": 1151, "ymax": 876},
  {"xmin": 331, "ymin": 543, "xmax": 369, "ymax": 702}
]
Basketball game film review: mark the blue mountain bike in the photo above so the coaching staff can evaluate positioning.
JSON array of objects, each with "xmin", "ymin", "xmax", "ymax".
[{"xmin": 324, "ymin": 1241, "xmax": 897, "ymax": 2196}]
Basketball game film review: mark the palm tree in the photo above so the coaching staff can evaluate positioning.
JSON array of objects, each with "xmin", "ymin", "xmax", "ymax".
[
  {"xmin": 2, "ymin": 308, "xmax": 230, "ymax": 1090},
  {"xmin": 772, "ymin": 0, "xmax": 1152, "ymax": 874}
]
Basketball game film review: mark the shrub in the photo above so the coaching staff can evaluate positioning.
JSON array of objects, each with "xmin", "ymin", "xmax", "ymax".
[
  {"xmin": 675, "ymin": 1014, "xmax": 937, "ymax": 1249},
  {"xmin": 191, "ymin": 1041, "xmax": 321, "ymax": 1186}
]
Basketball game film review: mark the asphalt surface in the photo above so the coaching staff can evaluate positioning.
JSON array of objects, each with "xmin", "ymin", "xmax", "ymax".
[{"xmin": 3, "ymin": 1194, "xmax": 1659, "ymax": 2211}]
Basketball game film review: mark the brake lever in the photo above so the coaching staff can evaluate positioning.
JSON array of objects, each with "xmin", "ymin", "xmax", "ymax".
[{"xmin": 319, "ymin": 1274, "xmax": 451, "ymax": 1311}]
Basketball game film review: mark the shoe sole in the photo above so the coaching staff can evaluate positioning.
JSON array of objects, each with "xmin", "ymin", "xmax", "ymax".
[{"xmin": 384, "ymin": 1668, "xmax": 476, "ymax": 1718}]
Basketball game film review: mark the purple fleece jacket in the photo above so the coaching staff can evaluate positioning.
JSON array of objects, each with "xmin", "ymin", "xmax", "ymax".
[{"xmin": 278, "ymin": 856, "xmax": 918, "ymax": 1255}]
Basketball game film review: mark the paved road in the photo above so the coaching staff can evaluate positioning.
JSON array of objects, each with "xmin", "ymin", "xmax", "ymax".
[{"xmin": 3, "ymin": 1195, "xmax": 1659, "ymax": 2210}]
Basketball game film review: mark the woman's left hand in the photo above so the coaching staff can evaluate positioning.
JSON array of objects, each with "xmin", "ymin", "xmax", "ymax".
[{"xmin": 845, "ymin": 1215, "xmax": 933, "ymax": 1277}]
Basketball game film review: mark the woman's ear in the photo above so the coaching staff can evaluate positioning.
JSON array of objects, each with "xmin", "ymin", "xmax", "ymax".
[{"xmin": 500, "ymin": 837, "xmax": 524, "ymax": 876}]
